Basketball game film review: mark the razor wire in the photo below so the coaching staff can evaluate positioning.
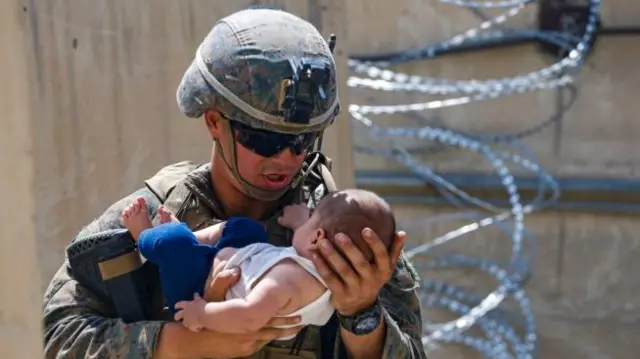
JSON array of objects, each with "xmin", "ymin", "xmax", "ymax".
[{"xmin": 347, "ymin": 0, "xmax": 600, "ymax": 358}]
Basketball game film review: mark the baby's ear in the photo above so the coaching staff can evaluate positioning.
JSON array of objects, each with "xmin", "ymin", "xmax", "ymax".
[{"xmin": 315, "ymin": 228, "xmax": 325, "ymax": 241}]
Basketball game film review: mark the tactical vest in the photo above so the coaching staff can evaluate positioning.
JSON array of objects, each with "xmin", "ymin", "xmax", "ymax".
[{"xmin": 144, "ymin": 154, "xmax": 337, "ymax": 359}]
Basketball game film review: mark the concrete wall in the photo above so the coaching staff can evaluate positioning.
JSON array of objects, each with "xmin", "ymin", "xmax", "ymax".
[
  {"xmin": 395, "ymin": 205, "xmax": 640, "ymax": 359},
  {"xmin": 344, "ymin": 1, "xmax": 640, "ymax": 358},
  {"xmin": 347, "ymin": 0, "xmax": 640, "ymax": 178},
  {"xmin": 1, "ymin": 2, "xmax": 44, "ymax": 358}
]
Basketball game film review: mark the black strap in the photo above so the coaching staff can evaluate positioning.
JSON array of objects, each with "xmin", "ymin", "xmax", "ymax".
[{"xmin": 319, "ymin": 314, "xmax": 340, "ymax": 359}]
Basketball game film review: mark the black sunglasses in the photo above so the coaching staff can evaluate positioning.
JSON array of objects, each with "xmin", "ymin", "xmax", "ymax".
[{"xmin": 229, "ymin": 120, "xmax": 318, "ymax": 158}]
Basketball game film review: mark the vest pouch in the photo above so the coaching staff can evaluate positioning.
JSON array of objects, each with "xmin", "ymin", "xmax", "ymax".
[{"xmin": 66, "ymin": 228, "xmax": 152, "ymax": 322}]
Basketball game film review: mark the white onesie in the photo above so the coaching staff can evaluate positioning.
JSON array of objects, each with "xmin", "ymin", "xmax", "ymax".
[{"xmin": 222, "ymin": 242, "xmax": 335, "ymax": 340}]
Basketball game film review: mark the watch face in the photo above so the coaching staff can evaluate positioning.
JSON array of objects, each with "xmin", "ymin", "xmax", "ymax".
[
  {"xmin": 339, "ymin": 301, "xmax": 382, "ymax": 335},
  {"xmin": 355, "ymin": 316, "xmax": 379, "ymax": 333}
]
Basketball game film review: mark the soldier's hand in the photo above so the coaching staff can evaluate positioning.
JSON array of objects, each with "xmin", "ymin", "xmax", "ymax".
[
  {"xmin": 158, "ymin": 321, "xmax": 303, "ymax": 359},
  {"xmin": 192, "ymin": 324, "xmax": 303, "ymax": 358},
  {"xmin": 239, "ymin": 325, "xmax": 304, "ymax": 357},
  {"xmin": 312, "ymin": 228, "xmax": 406, "ymax": 316}
]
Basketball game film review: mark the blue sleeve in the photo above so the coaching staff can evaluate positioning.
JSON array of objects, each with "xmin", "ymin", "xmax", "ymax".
[{"xmin": 137, "ymin": 222, "xmax": 198, "ymax": 262}]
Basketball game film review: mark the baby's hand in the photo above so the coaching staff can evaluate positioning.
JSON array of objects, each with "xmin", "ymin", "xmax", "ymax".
[
  {"xmin": 278, "ymin": 204, "xmax": 311, "ymax": 230},
  {"xmin": 174, "ymin": 293, "xmax": 206, "ymax": 332}
]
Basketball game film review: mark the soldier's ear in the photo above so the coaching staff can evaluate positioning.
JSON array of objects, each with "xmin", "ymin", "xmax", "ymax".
[{"xmin": 204, "ymin": 110, "xmax": 222, "ymax": 139}]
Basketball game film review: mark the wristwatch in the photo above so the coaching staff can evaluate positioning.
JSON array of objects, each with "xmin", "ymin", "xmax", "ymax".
[{"xmin": 337, "ymin": 299, "xmax": 383, "ymax": 335}]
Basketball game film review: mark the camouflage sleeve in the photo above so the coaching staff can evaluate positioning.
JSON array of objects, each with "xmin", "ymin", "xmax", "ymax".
[
  {"xmin": 334, "ymin": 253, "xmax": 427, "ymax": 359},
  {"xmin": 42, "ymin": 188, "xmax": 166, "ymax": 359}
]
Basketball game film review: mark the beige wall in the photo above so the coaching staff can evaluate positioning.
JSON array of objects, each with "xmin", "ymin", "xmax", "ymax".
[
  {"xmin": 344, "ymin": 1, "xmax": 640, "ymax": 358},
  {"xmin": 1, "ymin": 2, "xmax": 45, "ymax": 358},
  {"xmin": 395, "ymin": 205, "xmax": 640, "ymax": 359}
]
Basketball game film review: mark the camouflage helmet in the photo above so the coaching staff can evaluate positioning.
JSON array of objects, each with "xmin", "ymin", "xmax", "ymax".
[
  {"xmin": 177, "ymin": 7, "xmax": 340, "ymax": 135},
  {"xmin": 176, "ymin": 7, "xmax": 340, "ymax": 202}
]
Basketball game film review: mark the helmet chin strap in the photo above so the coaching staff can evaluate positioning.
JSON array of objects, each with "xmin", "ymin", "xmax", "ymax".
[{"xmin": 216, "ymin": 119, "xmax": 308, "ymax": 202}]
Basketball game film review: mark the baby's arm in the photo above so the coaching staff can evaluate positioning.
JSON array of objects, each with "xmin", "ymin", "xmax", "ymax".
[
  {"xmin": 176, "ymin": 275, "xmax": 293, "ymax": 333},
  {"xmin": 192, "ymin": 222, "xmax": 225, "ymax": 245}
]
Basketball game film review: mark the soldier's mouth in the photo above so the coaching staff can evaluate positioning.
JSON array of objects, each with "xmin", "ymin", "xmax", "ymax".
[{"xmin": 262, "ymin": 174, "xmax": 289, "ymax": 189}]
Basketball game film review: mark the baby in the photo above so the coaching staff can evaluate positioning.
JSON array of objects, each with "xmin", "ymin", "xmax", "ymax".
[{"xmin": 121, "ymin": 188, "xmax": 396, "ymax": 338}]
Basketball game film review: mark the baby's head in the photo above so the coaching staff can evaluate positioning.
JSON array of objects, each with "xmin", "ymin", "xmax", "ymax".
[{"xmin": 293, "ymin": 189, "xmax": 396, "ymax": 262}]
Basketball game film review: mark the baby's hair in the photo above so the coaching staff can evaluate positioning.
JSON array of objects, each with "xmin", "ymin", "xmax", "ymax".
[{"xmin": 314, "ymin": 189, "xmax": 396, "ymax": 262}]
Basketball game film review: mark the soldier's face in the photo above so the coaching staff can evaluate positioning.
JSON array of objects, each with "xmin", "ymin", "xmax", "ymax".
[
  {"xmin": 234, "ymin": 139, "xmax": 307, "ymax": 191},
  {"xmin": 205, "ymin": 111, "xmax": 308, "ymax": 192}
]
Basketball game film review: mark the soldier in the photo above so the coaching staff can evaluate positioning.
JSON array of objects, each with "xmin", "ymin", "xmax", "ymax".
[{"xmin": 42, "ymin": 7, "xmax": 426, "ymax": 359}]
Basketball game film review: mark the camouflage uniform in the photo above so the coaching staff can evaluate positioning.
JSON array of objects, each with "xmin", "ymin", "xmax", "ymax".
[{"xmin": 42, "ymin": 7, "xmax": 426, "ymax": 359}]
